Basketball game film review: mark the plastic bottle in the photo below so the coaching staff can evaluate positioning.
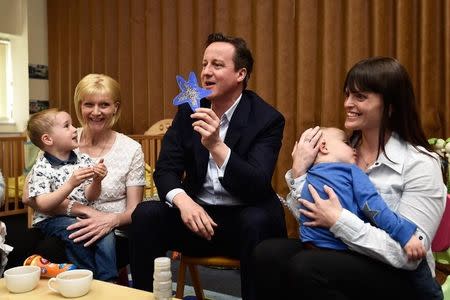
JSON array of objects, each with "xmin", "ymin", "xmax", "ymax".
[{"xmin": 23, "ymin": 254, "xmax": 77, "ymax": 278}]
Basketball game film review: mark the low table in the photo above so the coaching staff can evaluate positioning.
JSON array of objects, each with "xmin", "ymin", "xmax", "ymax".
[{"xmin": 0, "ymin": 278, "xmax": 178, "ymax": 299}]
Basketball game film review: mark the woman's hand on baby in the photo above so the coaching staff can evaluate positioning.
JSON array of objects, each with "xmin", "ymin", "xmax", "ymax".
[
  {"xmin": 67, "ymin": 209, "xmax": 119, "ymax": 247},
  {"xmin": 299, "ymin": 184, "xmax": 343, "ymax": 228},
  {"xmin": 291, "ymin": 126, "xmax": 322, "ymax": 178},
  {"xmin": 93, "ymin": 158, "xmax": 108, "ymax": 182},
  {"xmin": 404, "ymin": 235, "xmax": 426, "ymax": 261}
]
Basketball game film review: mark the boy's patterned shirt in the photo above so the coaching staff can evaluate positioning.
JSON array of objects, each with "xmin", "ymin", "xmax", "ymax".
[{"xmin": 28, "ymin": 150, "xmax": 94, "ymax": 225}]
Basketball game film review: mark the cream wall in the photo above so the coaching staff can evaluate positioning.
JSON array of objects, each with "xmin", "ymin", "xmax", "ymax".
[
  {"xmin": 0, "ymin": 0, "xmax": 29, "ymax": 134},
  {"xmin": 0, "ymin": 0, "xmax": 48, "ymax": 134}
]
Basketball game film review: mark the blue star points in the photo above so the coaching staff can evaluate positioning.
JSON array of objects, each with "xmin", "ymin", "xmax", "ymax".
[{"xmin": 172, "ymin": 72, "xmax": 211, "ymax": 112}]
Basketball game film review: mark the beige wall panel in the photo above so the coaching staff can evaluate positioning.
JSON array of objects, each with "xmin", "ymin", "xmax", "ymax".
[
  {"xmin": 419, "ymin": 0, "xmax": 444, "ymax": 136},
  {"xmin": 146, "ymin": 0, "xmax": 164, "ymax": 127},
  {"xmin": 230, "ymin": 0, "xmax": 253, "ymax": 51},
  {"xmin": 78, "ymin": 0, "xmax": 93, "ymax": 84},
  {"xmin": 345, "ymin": 0, "xmax": 370, "ymax": 69},
  {"xmin": 296, "ymin": 0, "xmax": 320, "ymax": 132},
  {"xmin": 68, "ymin": 0, "xmax": 80, "ymax": 121},
  {"xmin": 321, "ymin": 0, "xmax": 345, "ymax": 127},
  {"xmin": 104, "ymin": 0, "xmax": 119, "ymax": 80},
  {"xmin": 47, "ymin": 0, "xmax": 450, "ymax": 195},
  {"xmin": 178, "ymin": 0, "xmax": 195, "ymax": 77},
  {"xmin": 91, "ymin": 0, "xmax": 105, "ymax": 73},
  {"xmin": 371, "ymin": 0, "xmax": 395, "ymax": 56},
  {"xmin": 254, "ymin": 0, "xmax": 274, "ymax": 105},
  {"xmin": 214, "ymin": 0, "xmax": 231, "ymax": 34},
  {"xmin": 161, "ymin": 0, "xmax": 178, "ymax": 119},
  {"xmin": 59, "ymin": 4, "xmax": 70, "ymax": 115},
  {"xmin": 194, "ymin": 0, "xmax": 214, "ymax": 72},
  {"xmin": 275, "ymin": 0, "xmax": 296, "ymax": 195},
  {"xmin": 117, "ymin": 0, "xmax": 132, "ymax": 133},
  {"xmin": 131, "ymin": 0, "xmax": 149, "ymax": 134},
  {"xmin": 396, "ymin": 0, "xmax": 419, "ymax": 92}
]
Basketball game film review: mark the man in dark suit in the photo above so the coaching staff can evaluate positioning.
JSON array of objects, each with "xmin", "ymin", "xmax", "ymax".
[{"xmin": 130, "ymin": 33, "xmax": 286, "ymax": 300}]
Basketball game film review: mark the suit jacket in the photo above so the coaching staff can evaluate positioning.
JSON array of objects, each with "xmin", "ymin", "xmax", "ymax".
[{"xmin": 154, "ymin": 90, "xmax": 286, "ymax": 227}]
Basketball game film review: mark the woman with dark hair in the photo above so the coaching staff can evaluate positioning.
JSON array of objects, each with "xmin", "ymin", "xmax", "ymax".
[{"xmin": 253, "ymin": 57, "xmax": 446, "ymax": 299}]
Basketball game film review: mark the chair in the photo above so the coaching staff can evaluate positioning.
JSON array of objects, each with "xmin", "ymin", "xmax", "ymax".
[
  {"xmin": 174, "ymin": 194, "xmax": 290, "ymax": 299},
  {"xmin": 433, "ymin": 195, "xmax": 450, "ymax": 290},
  {"xmin": 132, "ymin": 118, "xmax": 173, "ymax": 200},
  {"xmin": 144, "ymin": 118, "xmax": 172, "ymax": 136},
  {"xmin": 443, "ymin": 275, "xmax": 450, "ymax": 300},
  {"xmin": 0, "ymin": 135, "xmax": 28, "ymax": 218},
  {"xmin": 175, "ymin": 254, "xmax": 240, "ymax": 300}
]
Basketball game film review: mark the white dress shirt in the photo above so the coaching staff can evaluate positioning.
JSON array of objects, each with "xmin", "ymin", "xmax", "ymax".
[
  {"xmin": 166, "ymin": 94, "xmax": 243, "ymax": 206},
  {"xmin": 285, "ymin": 133, "xmax": 447, "ymax": 275}
]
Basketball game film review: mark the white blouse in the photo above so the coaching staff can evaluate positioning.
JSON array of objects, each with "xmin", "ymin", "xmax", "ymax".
[
  {"xmin": 286, "ymin": 133, "xmax": 447, "ymax": 275},
  {"xmin": 78, "ymin": 129, "xmax": 146, "ymax": 214}
]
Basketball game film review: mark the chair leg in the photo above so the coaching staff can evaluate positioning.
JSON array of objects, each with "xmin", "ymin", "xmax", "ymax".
[
  {"xmin": 188, "ymin": 264, "xmax": 205, "ymax": 300},
  {"xmin": 176, "ymin": 258, "xmax": 187, "ymax": 298}
]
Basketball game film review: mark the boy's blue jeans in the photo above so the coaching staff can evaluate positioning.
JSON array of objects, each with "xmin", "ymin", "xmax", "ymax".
[
  {"xmin": 410, "ymin": 259, "xmax": 443, "ymax": 300},
  {"xmin": 35, "ymin": 216, "xmax": 118, "ymax": 281}
]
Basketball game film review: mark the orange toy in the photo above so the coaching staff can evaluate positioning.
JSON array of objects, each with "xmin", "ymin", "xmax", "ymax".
[{"xmin": 24, "ymin": 254, "xmax": 77, "ymax": 278}]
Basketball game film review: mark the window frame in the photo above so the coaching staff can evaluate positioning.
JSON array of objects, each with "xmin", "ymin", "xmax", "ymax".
[{"xmin": 0, "ymin": 39, "xmax": 14, "ymax": 123}]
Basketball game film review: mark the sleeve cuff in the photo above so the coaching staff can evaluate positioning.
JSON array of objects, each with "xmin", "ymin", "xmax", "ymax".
[
  {"xmin": 165, "ymin": 188, "xmax": 186, "ymax": 207},
  {"xmin": 217, "ymin": 147, "xmax": 231, "ymax": 177},
  {"xmin": 285, "ymin": 169, "xmax": 307, "ymax": 197},
  {"xmin": 330, "ymin": 209, "xmax": 365, "ymax": 240},
  {"xmin": 391, "ymin": 220, "xmax": 417, "ymax": 248}
]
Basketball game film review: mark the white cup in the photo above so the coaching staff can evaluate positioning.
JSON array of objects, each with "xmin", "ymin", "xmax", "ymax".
[
  {"xmin": 4, "ymin": 265, "xmax": 41, "ymax": 293},
  {"xmin": 48, "ymin": 269, "xmax": 93, "ymax": 298}
]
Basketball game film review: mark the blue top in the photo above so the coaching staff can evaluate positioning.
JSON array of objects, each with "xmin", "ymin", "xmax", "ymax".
[{"xmin": 300, "ymin": 162, "xmax": 417, "ymax": 250}]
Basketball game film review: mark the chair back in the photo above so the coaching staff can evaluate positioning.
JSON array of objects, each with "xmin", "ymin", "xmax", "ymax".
[
  {"xmin": 0, "ymin": 135, "xmax": 27, "ymax": 217},
  {"xmin": 130, "ymin": 118, "xmax": 173, "ymax": 199},
  {"xmin": 433, "ymin": 194, "xmax": 450, "ymax": 252},
  {"xmin": 144, "ymin": 119, "xmax": 172, "ymax": 136}
]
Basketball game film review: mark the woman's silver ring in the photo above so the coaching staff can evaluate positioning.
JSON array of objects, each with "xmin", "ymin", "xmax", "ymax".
[{"xmin": 304, "ymin": 138, "xmax": 310, "ymax": 143}]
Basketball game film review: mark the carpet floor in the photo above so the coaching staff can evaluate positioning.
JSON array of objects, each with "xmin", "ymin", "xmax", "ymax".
[{"xmin": 171, "ymin": 258, "xmax": 241, "ymax": 299}]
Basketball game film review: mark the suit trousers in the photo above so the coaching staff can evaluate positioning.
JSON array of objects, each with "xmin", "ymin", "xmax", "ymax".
[{"xmin": 130, "ymin": 200, "xmax": 284, "ymax": 300}]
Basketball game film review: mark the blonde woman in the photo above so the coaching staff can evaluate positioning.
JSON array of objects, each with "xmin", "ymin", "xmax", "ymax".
[{"xmin": 24, "ymin": 74, "xmax": 145, "ymax": 274}]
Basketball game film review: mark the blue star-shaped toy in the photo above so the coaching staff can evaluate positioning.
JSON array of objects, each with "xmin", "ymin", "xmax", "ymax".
[{"xmin": 172, "ymin": 72, "xmax": 212, "ymax": 112}]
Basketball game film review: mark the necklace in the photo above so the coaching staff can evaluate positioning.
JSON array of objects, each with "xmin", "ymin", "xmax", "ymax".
[
  {"xmin": 92, "ymin": 140, "xmax": 108, "ymax": 158},
  {"xmin": 82, "ymin": 133, "xmax": 112, "ymax": 158},
  {"xmin": 358, "ymin": 149, "xmax": 377, "ymax": 170}
]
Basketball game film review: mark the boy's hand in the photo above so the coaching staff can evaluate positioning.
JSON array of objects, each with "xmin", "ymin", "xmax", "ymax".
[
  {"xmin": 404, "ymin": 235, "xmax": 426, "ymax": 261},
  {"xmin": 69, "ymin": 167, "xmax": 95, "ymax": 188},
  {"xmin": 93, "ymin": 158, "xmax": 108, "ymax": 182}
]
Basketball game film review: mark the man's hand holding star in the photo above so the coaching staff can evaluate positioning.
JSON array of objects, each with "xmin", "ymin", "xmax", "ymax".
[{"xmin": 191, "ymin": 108, "xmax": 229, "ymax": 168}]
